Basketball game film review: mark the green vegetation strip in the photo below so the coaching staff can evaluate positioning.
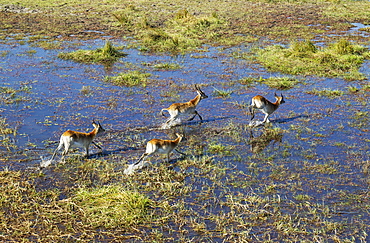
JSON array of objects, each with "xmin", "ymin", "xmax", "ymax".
[
  {"xmin": 1, "ymin": 0, "xmax": 370, "ymax": 53},
  {"xmin": 239, "ymin": 76, "xmax": 299, "ymax": 90}
]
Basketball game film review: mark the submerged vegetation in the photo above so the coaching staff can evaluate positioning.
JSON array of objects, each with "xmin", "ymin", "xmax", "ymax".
[
  {"xmin": 256, "ymin": 40, "xmax": 370, "ymax": 80},
  {"xmin": 58, "ymin": 41, "xmax": 126, "ymax": 64},
  {"xmin": 0, "ymin": 117, "xmax": 17, "ymax": 151},
  {"xmin": 0, "ymin": 85, "xmax": 30, "ymax": 104}
]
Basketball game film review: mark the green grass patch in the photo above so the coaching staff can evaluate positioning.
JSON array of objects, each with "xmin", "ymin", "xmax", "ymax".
[
  {"xmin": 208, "ymin": 141, "xmax": 233, "ymax": 155},
  {"xmin": 105, "ymin": 71, "xmax": 151, "ymax": 87},
  {"xmin": 134, "ymin": 10, "xmax": 228, "ymax": 53},
  {"xmin": 238, "ymin": 76, "xmax": 299, "ymax": 89},
  {"xmin": 72, "ymin": 185, "xmax": 152, "ymax": 228},
  {"xmin": 153, "ymin": 62, "xmax": 181, "ymax": 70},
  {"xmin": 307, "ymin": 88, "xmax": 344, "ymax": 98},
  {"xmin": 262, "ymin": 77, "xmax": 299, "ymax": 90},
  {"xmin": 256, "ymin": 39, "xmax": 370, "ymax": 80},
  {"xmin": 58, "ymin": 41, "xmax": 127, "ymax": 65}
]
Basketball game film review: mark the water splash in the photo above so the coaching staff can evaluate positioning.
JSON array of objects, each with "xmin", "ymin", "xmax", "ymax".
[{"xmin": 39, "ymin": 156, "xmax": 53, "ymax": 168}]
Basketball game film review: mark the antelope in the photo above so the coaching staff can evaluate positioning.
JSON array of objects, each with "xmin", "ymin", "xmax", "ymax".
[
  {"xmin": 51, "ymin": 121, "xmax": 105, "ymax": 161},
  {"xmin": 249, "ymin": 93, "xmax": 285, "ymax": 123},
  {"xmin": 130, "ymin": 133, "xmax": 184, "ymax": 171},
  {"xmin": 160, "ymin": 84, "xmax": 208, "ymax": 125}
]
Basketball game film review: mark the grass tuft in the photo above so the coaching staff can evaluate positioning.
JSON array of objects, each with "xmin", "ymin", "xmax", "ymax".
[
  {"xmin": 256, "ymin": 39, "xmax": 370, "ymax": 80},
  {"xmin": 105, "ymin": 71, "xmax": 151, "ymax": 87},
  {"xmin": 72, "ymin": 185, "xmax": 152, "ymax": 228},
  {"xmin": 260, "ymin": 77, "xmax": 299, "ymax": 90},
  {"xmin": 135, "ymin": 10, "xmax": 226, "ymax": 53},
  {"xmin": 153, "ymin": 62, "xmax": 181, "ymax": 70},
  {"xmin": 58, "ymin": 41, "xmax": 127, "ymax": 65},
  {"xmin": 238, "ymin": 76, "xmax": 299, "ymax": 90},
  {"xmin": 212, "ymin": 87, "xmax": 233, "ymax": 98},
  {"xmin": 307, "ymin": 88, "xmax": 344, "ymax": 98}
]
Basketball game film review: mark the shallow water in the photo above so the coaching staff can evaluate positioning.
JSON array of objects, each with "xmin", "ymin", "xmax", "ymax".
[{"xmin": 0, "ymin": 36, "xmax": 369, "ymax": 240}]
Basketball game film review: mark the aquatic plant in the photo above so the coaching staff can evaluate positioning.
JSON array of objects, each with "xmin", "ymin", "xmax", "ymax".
[
  {"xmin": 212, "ymin": 87, "xmax": 233, "ymax": 98},
  {"xmin": 0, "ymin": 118, "xmax": 15, "ymax": 136},
  {"xmin": 58, "ymin": 41, "xmax": 127, "ymax": 64}
]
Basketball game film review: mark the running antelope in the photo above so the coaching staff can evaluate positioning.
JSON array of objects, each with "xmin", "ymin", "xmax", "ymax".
[
  {"xmin": 249, "ymin": 93, "xmax": 285, "ymax": 123},
  {"xmin": 51, "ymin": 121, "xmax": 105, "ymax": 161},
  {"xmin": 161, "ymin": 84, "xmax": 208, "ymax": 125},
  {"xmin": 134, "ymin": 133, "xmax": 184, "ymax": 168}
]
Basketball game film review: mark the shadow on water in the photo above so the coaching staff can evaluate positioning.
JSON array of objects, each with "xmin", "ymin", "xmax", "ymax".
[
  {"xmin": 272, "ymin": 114, "xmax": 309, "ymax": 124},
  {"xmin": 91, "ymin": 146, "xmax": 140, "ymax": 158}
]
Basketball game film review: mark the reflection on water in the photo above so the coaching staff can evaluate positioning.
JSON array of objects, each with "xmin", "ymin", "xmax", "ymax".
[{"xmin": 248, "ymin": 127, "xmax": 283, "ymax": 154}]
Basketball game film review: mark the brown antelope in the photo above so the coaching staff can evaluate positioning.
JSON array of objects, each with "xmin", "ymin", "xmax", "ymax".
[
  {"xmin": 51, "ymin": 121, "xmax": 105, "ymax": 161},
  {"xmin": 160, "ymin": 84, "xmax": 208, "ymax": 125},
  {"xmin": 249, "ymin": 93, "xmax": 285, "ymax": 123},
  {"xmin": 132, "ymin": 133, "xmax": 184, "ymax": 169}
]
